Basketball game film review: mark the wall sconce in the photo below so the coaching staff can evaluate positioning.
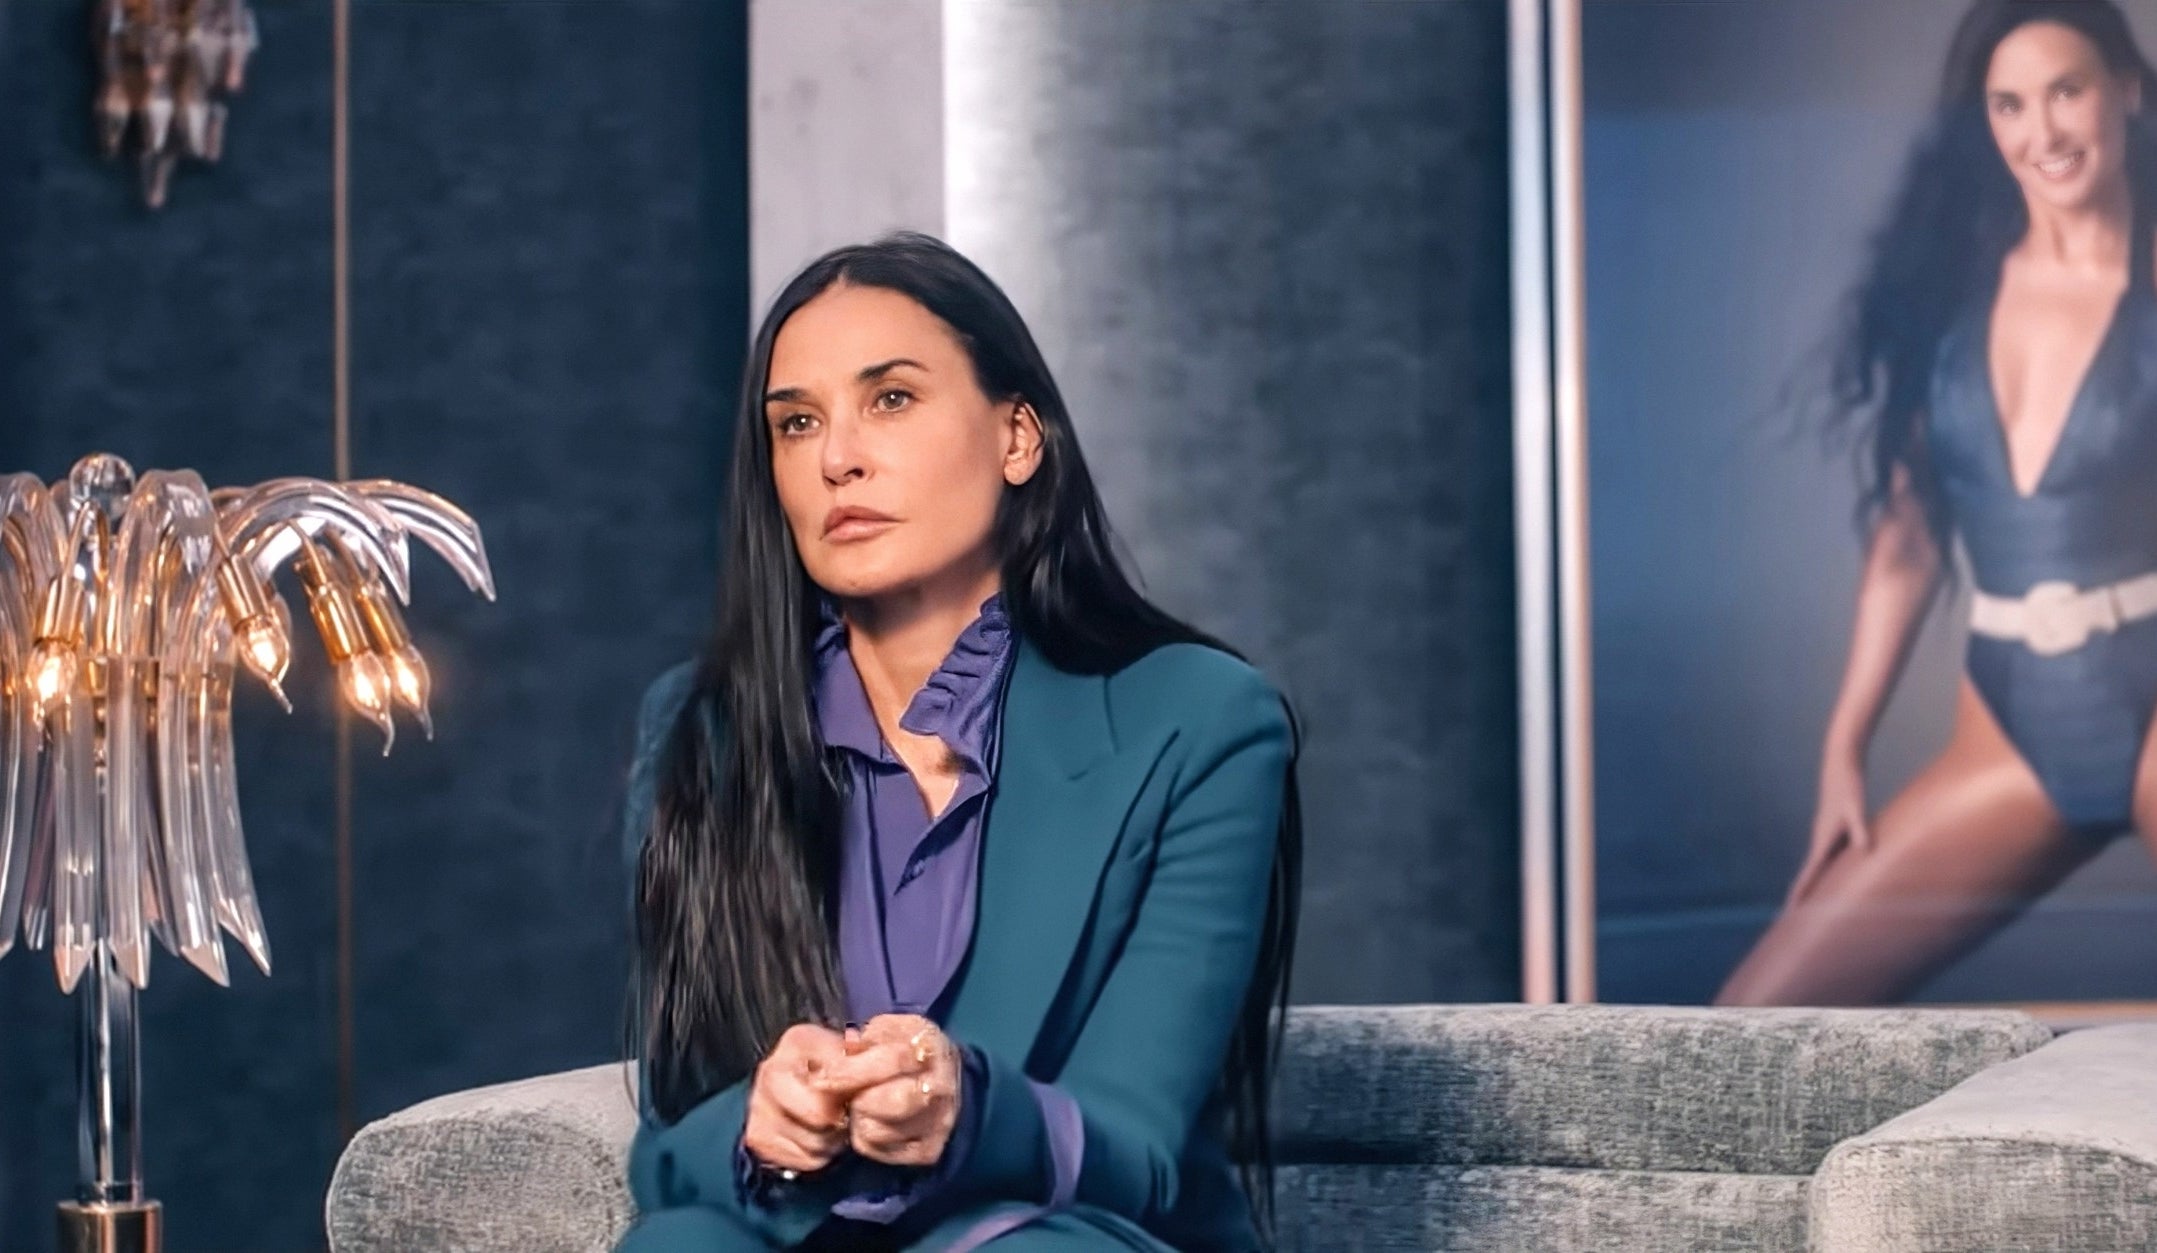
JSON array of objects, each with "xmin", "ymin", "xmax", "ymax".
[{"xmin": 94, "ymin": 0, "xmax": 261, "ymax": 209}]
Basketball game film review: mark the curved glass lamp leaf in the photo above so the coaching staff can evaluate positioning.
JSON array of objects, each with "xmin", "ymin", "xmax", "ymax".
[
  {"xmin": 346, "ymin": 480, "xmax": 496, "ymax": 601},
  {"xmin": 221, "ymin": 479, "xmax": 412, "ymax": 602}
]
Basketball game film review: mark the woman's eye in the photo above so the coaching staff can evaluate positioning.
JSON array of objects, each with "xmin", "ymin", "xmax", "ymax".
[
  {"xmin": 1995, "ymin": 98, "xmax": 2020, "ymax": 117},
  {"xmin": 2056, "ymin": 84, "xmax": 2081, "ymax": 101},
  {"xmin": 775, "ymin": 412, "xmax": 815, "ymax": 436},
  {"xmin": 873, "ymin": 388, "xmax": 913, "ymax": 413}
]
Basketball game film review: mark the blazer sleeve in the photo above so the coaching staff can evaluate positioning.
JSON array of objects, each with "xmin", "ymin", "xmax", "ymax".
[
  {"xmin": 618, "ymin": 664, "xmax": 841, "ymax": 1247},
  {"xmin": 942, "ymin": 660, "xmax": 1293, "ymax": 1224}
]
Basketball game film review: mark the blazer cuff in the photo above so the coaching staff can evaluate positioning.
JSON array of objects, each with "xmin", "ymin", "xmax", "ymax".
[{"xmin": 628, "ymin": 1081, "xmax": 837, "ymax": 1247}]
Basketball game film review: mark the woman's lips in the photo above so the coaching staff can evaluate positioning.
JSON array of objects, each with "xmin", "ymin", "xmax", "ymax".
[
  {"xmin": 822, "ymin": 507, "xmax": 897, "ymax": 541},
  {"xmin": 2035, "ymin": 151, "xmax": 2087, "ymax": 181}
]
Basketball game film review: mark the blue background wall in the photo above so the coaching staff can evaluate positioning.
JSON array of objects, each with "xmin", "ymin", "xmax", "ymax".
[{"xmin": 0, "ymin": 1, "xmax": 744, "ymax": 1247}]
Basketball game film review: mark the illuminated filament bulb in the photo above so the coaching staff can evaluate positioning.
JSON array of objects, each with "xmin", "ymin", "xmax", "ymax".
[
  {"xmin": 335, "ymin": 654, "xmax": 397, "ymax": 756},
  {"xmin": 337, "ymin": 652, "xmax": 390, "ymax": 715},
  {"xmin": 385, "ymin": 648, "xmax": 433, "ymax": 739},
  {"xmin": 234, "ymin": 615, "xmax": 292, "ymax": 711},
  {"xmin": 215, "ymin": 546, "xmax": 291, "ymax": 705},
  {"xmin": 354, "ymin": 578, "xmax": 433, "ymax": 739},
  {"xmin": 28, "ymin": 560, "xmax": 91, "ymax": 719},
  {"xmin": 296, "ymin": 534, "xmax": 395, "ymax": 750},
  {"xmin": 26, "ymin": 639, "xmax": 77, "ymax": 717}
]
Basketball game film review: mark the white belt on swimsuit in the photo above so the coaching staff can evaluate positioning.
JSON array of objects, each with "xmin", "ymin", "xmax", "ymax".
[{"xmin": 1969, "ymin": 573, "xmax": 2157, "ymax": 657}]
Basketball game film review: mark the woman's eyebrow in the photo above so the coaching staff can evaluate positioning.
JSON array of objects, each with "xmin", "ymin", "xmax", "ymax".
[
  {"xmin": 765, "ymin": 358, "xmax": 928, "ymax": 405},
  {"xmin": 857, "ymin": 358, "xmax": 927, "ymax": 383}
]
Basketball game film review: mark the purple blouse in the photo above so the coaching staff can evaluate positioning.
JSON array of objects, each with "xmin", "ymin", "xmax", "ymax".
[
  {"xmin": 738, "ymin": 596, "xmax": 1018, "ymax": 1230},
  {"xmin": 818, "ymin": 596, "xmax": 1015, "ymax": 1026}
]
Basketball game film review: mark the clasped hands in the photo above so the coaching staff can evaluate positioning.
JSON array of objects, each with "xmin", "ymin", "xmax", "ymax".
[{"xmin": 743, "ymin": 1013, "xmax": 961, "ymax": 1178}]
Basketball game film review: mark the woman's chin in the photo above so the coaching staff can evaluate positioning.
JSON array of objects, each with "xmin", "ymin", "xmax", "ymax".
[
  {"xmin": 809, "ymin": 571, "xmax": 894, "ymax": 601},
  {"xmin": 804, "ymin": 547, "xmax": 997, "ymax": 608},
  {"xmin": 2023, "ymin": 168, "xmax": 2124, "ymax": 214},
  {"xmin": 805, "ymin": 559, "xmax": 931, "ymax": 604}
]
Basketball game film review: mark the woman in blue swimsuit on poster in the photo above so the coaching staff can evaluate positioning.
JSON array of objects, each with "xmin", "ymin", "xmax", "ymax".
[{"xmin": 1721, "ymin": 0, "xmax": 2157, "ymax": 1004}]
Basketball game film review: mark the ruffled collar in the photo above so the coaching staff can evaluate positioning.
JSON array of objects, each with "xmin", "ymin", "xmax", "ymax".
[{"xmin": 813, "ymin": 595, "xmax": 1015, "ymax": 770}]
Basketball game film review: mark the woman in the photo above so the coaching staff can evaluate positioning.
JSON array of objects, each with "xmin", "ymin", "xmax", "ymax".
[
  {"xmin": 618, "ymin": 233, "xmax": 1302, "ymax": 1251},
  {"xmin": 1720, "ymin": 0, "xmax": 2157, "ymax": 1005}
]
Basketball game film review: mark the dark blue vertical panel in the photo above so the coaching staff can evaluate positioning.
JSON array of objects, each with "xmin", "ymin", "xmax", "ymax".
[
  {"xmin": 344, "ymin": 0, "xmax": 744, "ymax": 1121},
  {"xmin": 0, "ymin": 0, "xmax": 749, "ymax": 1246},
  {"xmin": 0, "ymin": 4, "xmax": 341, "ymax": 1251}
]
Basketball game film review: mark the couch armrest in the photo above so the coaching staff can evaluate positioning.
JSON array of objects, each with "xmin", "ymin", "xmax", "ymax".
[
  {"xmin": 326, "ymin": 1062, "xmax": 639, "ymax": 1253},
  {"xmin": 1811, "ymin": 1024, "xmax": 2157, "ymax": 1252}
]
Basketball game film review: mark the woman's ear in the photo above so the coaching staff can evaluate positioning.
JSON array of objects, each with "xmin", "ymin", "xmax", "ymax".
[{"xmin": 1003, "ymin": 402, "xmax": 1045, "ymax": 485}]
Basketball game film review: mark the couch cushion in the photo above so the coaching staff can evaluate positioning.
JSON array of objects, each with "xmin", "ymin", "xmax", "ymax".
[
  {"xmin": 327, "ymin": 1062, "xmax": 637, "ymax": 1253},
  {"xmin": 1810, "ymin": 1024, "xmax": 2157, "ymax": 1251},
  {"xmin": 1274, "ymin": 1005, "xmax": 2052, "ymax": 1174},
  {"xmin": 1274, "ymin": 1163, "xmax": 1806, "ymax": 1252}
]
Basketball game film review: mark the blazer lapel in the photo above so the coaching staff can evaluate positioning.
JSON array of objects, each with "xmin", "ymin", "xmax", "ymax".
[{"xmin": 945, "ymin": 641, "xmax": 1171, "ymax": 1065}]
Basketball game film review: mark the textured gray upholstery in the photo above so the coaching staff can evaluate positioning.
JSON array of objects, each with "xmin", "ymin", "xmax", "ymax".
[
  {"xmin": 327, "ymin": 1063, "xmax": 639, "ymax": 1253},
  {"xmin": 1811, "ymin": 1024, "xmax": 2157, "ymax": 1252},
  {"xmin": 1275, "ymin": 1164, "xmax": 1810, "ymax": 1252},
  {"xmin": 326, "ymin": 1004, "xmax": 2105, "ymax": 1253},
  {"xmin": 1272, "ymin": 1004, "xmax": 2051, "ymax": 1174}
]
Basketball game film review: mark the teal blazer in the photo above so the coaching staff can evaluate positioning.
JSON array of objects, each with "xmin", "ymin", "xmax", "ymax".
[{"xmin": 621, "ymin": 638, "xmax": 1292, "ymax": 1251}]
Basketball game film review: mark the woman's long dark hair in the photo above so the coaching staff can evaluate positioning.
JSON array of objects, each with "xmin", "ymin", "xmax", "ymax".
[
  {"xmin": 634, "ymin": 232, "xmax": 1304, "ymax": 1235},
  {"xmin": 1834, "ymin": 0, "xmax": 2157, "ymax": 549}
]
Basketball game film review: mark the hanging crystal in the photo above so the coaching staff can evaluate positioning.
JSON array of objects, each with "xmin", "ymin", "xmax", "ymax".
[{"xmin": 94, "ymin": 0, "xmax": 262, "ymax": 209}]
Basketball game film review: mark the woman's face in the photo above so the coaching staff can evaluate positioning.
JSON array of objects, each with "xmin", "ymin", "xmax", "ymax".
[
  {"xmin": 1985, "ymin": 22, "xmax": 2142, "ymax": 214},
  {"xmin": 763, "ymin": 282, "xmax": 1042, "ymax": 606}
]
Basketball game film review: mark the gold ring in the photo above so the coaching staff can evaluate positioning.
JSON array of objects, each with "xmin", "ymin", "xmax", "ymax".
[
  {"xmin": 918, "ymin": 1075, "xmax": 933, "ymax": 1097},
  {"xmin": 910, "ymin": 1026, "xmax": 936, "ymax": 1065}
]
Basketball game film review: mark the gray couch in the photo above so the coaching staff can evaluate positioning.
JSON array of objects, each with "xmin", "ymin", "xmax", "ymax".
[{"xmin": 325, "ymin": 1005, "xmax": 2157, "ymax": 1251}]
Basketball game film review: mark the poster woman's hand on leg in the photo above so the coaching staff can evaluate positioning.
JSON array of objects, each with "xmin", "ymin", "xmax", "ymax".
[{"xmin": 1789, "ymin": 752, "xmax": 1872, "ymax": 907}]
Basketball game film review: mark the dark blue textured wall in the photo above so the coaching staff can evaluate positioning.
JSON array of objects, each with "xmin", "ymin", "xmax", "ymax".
[
  {"xmin": 0, "ymin": 1, "xmax": 744, "ymax": 1248},
  {"xmin": 344, "ymin": 0, "xmax": 742, "ymax": 1123},
  {"xmin": 0, "ymin": 4, "xmax": 342, "ymax": 1249}
]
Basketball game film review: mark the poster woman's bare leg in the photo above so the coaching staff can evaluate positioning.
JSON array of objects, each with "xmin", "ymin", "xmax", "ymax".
[
  {"xmin": 2126, "ymin": 705, "xmax": 2157, "ymax": 856},
  {"xmin": 1716, "ymin": 680, "xmax": 2102, "ymax": 1005}
]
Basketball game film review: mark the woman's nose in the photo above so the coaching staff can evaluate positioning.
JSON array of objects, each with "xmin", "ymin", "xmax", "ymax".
[
  {"xmin": 820, "ymin": 415, "xmax": 866, "ymax": 484},
  {"xmin": 2036, "ymin": 104, "xmax": 2065, "ymax": 148}
]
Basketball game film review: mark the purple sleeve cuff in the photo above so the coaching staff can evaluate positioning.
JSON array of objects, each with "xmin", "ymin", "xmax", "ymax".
[
  {"xmin": 828, "ymin": 1043, "xmax": 991, "ymax": 1224},
  {"xmin": 1026, "ymin": 1078, "xmax": 1083, "ymax": 1207},
  {"xmin": 933, "ymin": 1075, "xmax": 1087, "ymax": 1253}
]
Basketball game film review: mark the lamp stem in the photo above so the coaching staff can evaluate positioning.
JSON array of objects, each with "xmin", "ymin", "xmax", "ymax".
[
  {"xmin": 77, "ymin": 941, "xmax": 143, "ymax": 1206},
  {"xmin": 60, "ymin": 749, "xmax": 160, "ymax": 1253}
]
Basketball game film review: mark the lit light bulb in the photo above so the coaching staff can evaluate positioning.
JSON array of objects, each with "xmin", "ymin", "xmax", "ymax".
[
  {"xmin": 386, "ymin": 647, "xmax": 434, "ymax": 739},
  {"xmin": 339, "ymin": 652, "xmax": 388, "ymax": 713},
  {"xmin": 335, "ymin": 653, "xmax": 396, "ymax": 753},
  {"xmin": 27, "ymin": 640, "xmax": 77, "ymax": 716},
  {"xmin": 235, "ymin": 614, "xmax": 292, "ymax": 710}
]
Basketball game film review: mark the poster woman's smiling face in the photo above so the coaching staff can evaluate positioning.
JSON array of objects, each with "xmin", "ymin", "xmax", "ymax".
[{"xmin": 1985, "ymin": 20, "xmax": 2143, "ymax": 215}]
